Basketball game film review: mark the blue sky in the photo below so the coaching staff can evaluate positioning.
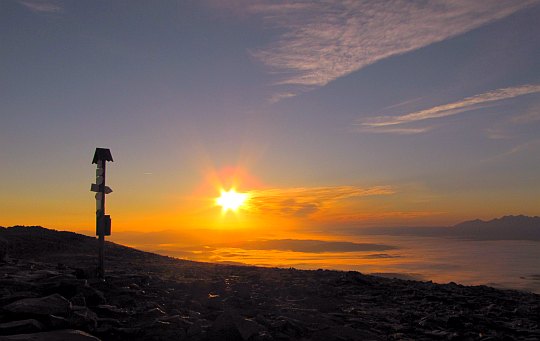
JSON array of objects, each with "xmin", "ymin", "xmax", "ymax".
[{"xmin": 1, "ymin": 0, "xmax": 539, "ymax": 232}]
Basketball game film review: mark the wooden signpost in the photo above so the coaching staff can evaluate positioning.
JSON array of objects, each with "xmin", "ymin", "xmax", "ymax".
[{"xmin": 91, "ymin": 148, "xmax": 113, "ymax": 278}]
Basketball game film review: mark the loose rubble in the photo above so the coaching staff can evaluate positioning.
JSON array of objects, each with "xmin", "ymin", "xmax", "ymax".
[{"xmin": 1, "ymin": 226, "xmax": 539, "ymax": 340}]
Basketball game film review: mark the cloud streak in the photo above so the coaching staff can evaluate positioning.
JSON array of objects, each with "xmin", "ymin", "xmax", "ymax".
[
  {"xmin": 242, "ymin": 0, "xmax": 536, "ymax": 97},
  {"xmin": 246, "ymin": 185, "xmax": 394, "ymax": 217},
  {"xmin": 17, "ymin": 0, "xmax": 62, "ymax": 13},
  {"xmin": 359, "ymin": 84, "xmax": 540, "ymax": 133}
]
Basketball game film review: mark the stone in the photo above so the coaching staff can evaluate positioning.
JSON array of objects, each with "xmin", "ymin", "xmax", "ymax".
[
  {"xmin": 38, "ymin": 277, "xmax": 86, "ymax": 297},
  {"xmin": 0, "ymin": 237, "xmax": 8, "ymax": 262},
  {"xmin": 93, "ymin": 305, "xmax": 129, "ymax": 318},
  {"xmin": 209, "ymin": 312, "xmax": 266, "ymax": 341},
  {"xmin": 70, "ymin": 307, "xmax": 98, "ymax": 331},
  {"xmin": 70, "ymin": 294, "xmax": 86, "ymax": 307},
  {"xmin": 187, "ymin": 321, "xmax": 203, "ymax": 337},
  {"xmin": 141, "ymin": 307, "xmax": 166, "ymax": 319},
  {"xmin": 208, "ymin": 313, "xmax": 243, "ymax": 341},
  {"xmin": 44, "ymin": 315, "xmax": 70, "ymax": 329},
  {"xmin": 74, "ymin": 268, "xmax": 98, "ymax": 280},
  {"xmin": 0, "ymin": 329, "xmax": 101, "ymax": 340},
  {"xmin": 310, "ymin": 326, "xmax": 375, "ymax": 341},
  {"xmin": 0, "ymin": 280, "xmax": 36, "ymax": 292},
  {"xmin": 0, "ymin": 320, "xmax": 43, "ymax": 336},
  {"xmin": 0, "ymin": 292, "xmax": 40, "ymax": 307},
  {"xmin": 3, "ymin": 294, "xmax": 71, "ymax": 316},
  {"xmin": 77, "ymin": 286, "xmax": 106, "ymax": 307}
]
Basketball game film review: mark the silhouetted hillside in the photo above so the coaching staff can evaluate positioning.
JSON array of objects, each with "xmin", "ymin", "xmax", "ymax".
[{"xmin": 0, "ymin": 225, "xmax": 160, "ymax": 267}]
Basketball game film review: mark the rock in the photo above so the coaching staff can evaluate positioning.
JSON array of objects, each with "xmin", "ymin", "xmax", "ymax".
[
  {"xmin": 157, "ymin": 315, "xmax": 193, "ymax": 330},
  {"xmin": 0, "ymin": 320, "xmax": 43, "ymax": 336},
  {"xmin": 93, "ymin": 305, "xmax": 129, "ymax": 318},
  {"xmin": 96, "ymin": 317, "xmax": 121, "ymax": 328},
  {"xmin": 74, "ymin": 268, "xmax": 98, "ymax": 280},
  {"xmin": 236, "ymin": 317, "xmax": 266, "ymax": 340},
  {"xmin": 0, "ymin": 280, "xmax": 36, "ymax": 292},
  {"xmin": 0, "ymin": 329, "xmax": 101, "ymax": 340},
  {"xmin": 446, "ymin": 315, "xmax": 465, "ymax": 329},
  {"xmin": 70, "ymin": 294, "xmax": 86, "ymax": 307},
  {"xmin": 3, "ymin": 294, "xmax": 71, "ymax": 316},
  {"xmin": 208, "ymin": 313, "xmax": 243, "ymax": 341},
  {"xmin": 187, "ymin": 321, "xmax": 203, "ymax": 337},
  {"xmin": 0, "ymin": 238, "xmax": 8, "ymax": 262},
  {"xmin": 44, "ymin": 315, "xmax": 70, "ymax": 329},
  {"xmin": 70, "ymin": 307, "xmax": 98, "ymax": 331},
  {"xmin": 310, "ymin": 326, "xmax": 375, "ymax": 341},
  {"xmin": 270, "ymin": 317, "xmax": 305, "ymax": 338},
  {"xmin": 77, "ymin": 286, "xmax": 106, "ymax": 307},
  {"xmin": 24, "ymin": 270, "xmax": 60, "ymax": 281},
  {"xmin": 141, "ymin": 307, "xmax": 166, "ymax": 319},
  {"xmin": 209, "ymin": 312, "xmax": 266, "ymax": 341},
  {"xmin": 38, "ymin": 277, "xmax": 86, "ymax": 298},
  {"xmin": 0, "ymin": 292, "xmax": 40, "ymax": 307},
  {"xmin": 139, "ymin": 320, "xmax": 186, "ymax": 341}
]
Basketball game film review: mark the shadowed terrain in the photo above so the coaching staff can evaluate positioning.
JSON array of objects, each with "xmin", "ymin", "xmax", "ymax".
[{"xmin": 1, "ymin": 226, "xmax": 539, "ymax": 340}]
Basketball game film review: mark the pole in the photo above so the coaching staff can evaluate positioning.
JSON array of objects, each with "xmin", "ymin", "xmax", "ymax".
[
  {"xmin": 91, "ymin": 147, "xmax": 113, "ymax": 279},
  {"xmin": 98, "ymin": 160, "xmax": 106, "ymax": 278}
]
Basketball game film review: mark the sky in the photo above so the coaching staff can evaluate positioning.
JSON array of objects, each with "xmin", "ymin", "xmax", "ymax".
[{"xmin": 1, "ymin": 0, "xmax": 540, "ymax": 246}]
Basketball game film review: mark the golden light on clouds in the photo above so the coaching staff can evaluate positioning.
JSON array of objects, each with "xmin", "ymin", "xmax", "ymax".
[{"xmin": 245, "ymin": 185, "xmax": 394, "ymax": 218}]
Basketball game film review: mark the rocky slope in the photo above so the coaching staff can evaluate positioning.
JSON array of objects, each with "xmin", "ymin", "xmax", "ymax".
[{"xmin": 0, "ymin": 226, "xmax": 539, "ymax": 340}]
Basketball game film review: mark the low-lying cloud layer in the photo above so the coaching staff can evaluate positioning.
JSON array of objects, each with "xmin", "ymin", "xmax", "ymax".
[{"xmin": 230, "ymin": 239, "xmax": 397, "ymax": 253}]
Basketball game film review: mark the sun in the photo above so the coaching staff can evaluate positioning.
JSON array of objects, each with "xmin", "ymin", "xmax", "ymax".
[{"xmin": 216, "ymin": 188, "xmax": 248, "ymax": 212}]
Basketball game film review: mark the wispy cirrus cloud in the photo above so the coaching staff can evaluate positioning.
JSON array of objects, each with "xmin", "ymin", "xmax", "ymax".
[
  {"xmin": 359, "ymin": 84, "xmax": 540, "ymax": 133},
  {"xmin": 246, "ymin": 185, "xmax": 394, "ymax": 217},
  {"xmin": 358, "ymin": 126, "xmax": 434, "ymax": 135},
  {"xmin": 235, "ymin": 0, "xmax": 537, "ymax": 98},
  {"xmin": 17, "ymin": 0, "xmax": 63, "ymax": 13},
  {"xmin": 511, "ymin": 101, "xmax": 540, "ymax": 124}
]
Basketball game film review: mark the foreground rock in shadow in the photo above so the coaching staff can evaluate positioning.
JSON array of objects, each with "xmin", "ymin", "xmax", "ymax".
[{"xmin": 1, "ymin": 226, "xmax": 539, "ymax": 340}]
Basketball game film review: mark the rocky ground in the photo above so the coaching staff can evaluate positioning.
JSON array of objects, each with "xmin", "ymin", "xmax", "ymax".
[{"xmin": 0, "ymin": 226, "xmax": 539, "ymax": 340}]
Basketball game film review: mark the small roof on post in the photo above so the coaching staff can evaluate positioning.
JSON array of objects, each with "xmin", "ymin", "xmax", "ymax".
[{"xmin": 92, "ymin": 148, "xmax": 114, "ymax": 164}]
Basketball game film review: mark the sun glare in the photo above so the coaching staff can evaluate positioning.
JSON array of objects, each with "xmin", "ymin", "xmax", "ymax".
[{"xmin": 216, "ymin": 189, "xmax": 248, "ymax": 212}]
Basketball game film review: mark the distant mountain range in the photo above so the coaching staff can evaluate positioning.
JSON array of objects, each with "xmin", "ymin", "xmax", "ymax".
[
  {"xmin": 451, "ymin": 215, "xmax": 540, "ymax": 240},
  {"xmin": 360, "ymin": 215, "xmax": 540, "ymax": 241}
]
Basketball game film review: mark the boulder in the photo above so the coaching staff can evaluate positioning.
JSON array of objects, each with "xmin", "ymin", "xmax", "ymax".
[
  {"xmin": 77, "ymin": 286, "xmax": 105, "ymax": 307},
  {"xmin": 138, "ymin": 320, "xmax": 186, "ymax": 341},
  {"xmin": 209, "ymin": 312, "xmax": 266, "ymax": 341},
  {"xmin": 310, "ymin": 326, "xmax": 376, "ymax": 341},
  {"xmin": 3, "ymin": 294, "xmax": 71, "ymax": 317},
  {"xmin": 0, "ymin": 329, "xmax": 101, "ymax": 340},
  {"xmin": 38, "ymin": 278, "xmax": 86, "ymax": 298},
  {"xmin": 0, "ymin": 292, "xmax": 40, "ymax": 307},
  {"xmin": 70, "ymin": 307, "xmax": 98, "ymax": 331},
  {"xmin": 0, "ymin": 237, "xmax": 8, "ymax": 262},
  {"xmin": 0, "ymin": 280, "xmax": 36, "ymax": 292},
  {"xmin": 0, "ymin": 320, "xmax": 43, "ymax": 336},
  {"xmin": 93, "ymin": 305, "xmax": 129, "ymax": 318}
]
